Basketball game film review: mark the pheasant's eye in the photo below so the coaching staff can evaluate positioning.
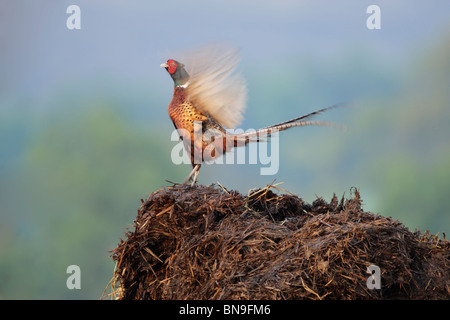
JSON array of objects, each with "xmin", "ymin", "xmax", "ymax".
[{"xmin": 168, "ymin": 60, "xmax": 177, "ymax": 74}]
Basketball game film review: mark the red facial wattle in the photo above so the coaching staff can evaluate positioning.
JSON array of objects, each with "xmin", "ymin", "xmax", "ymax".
[{"xmin": 167, "ymin": 59, "xmax": 177, "ymax": 74}]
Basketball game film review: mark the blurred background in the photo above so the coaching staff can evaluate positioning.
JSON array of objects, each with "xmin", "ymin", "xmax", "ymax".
[{"xmin": 1, "ymin": 0, "xmax": 449, "ymax": 299}]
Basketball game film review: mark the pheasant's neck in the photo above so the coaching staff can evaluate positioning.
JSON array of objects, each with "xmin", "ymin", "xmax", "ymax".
[
  {"xmin": 175, "ymin": 81, "xmax": 190, "ymax": 88},
  {"xmin": 171, "ymin": 67, "xmax": 190, "ymax": 87}
]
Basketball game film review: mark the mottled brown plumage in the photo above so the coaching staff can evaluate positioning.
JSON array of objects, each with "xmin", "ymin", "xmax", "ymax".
[{"xmin": 167, "ymin": 86, "xmax": 234, "ymax": 184}]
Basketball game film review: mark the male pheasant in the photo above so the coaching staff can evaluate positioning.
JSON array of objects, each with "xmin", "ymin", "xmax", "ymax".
[{"xmin": 161, "ymin": 47, "xmax": 340, "ymax": 186}]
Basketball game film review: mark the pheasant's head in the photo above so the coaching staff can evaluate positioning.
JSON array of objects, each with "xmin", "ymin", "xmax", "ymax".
[{"xmin": 160, "ymin": 59, "xmax": 190, "ymax": 87}]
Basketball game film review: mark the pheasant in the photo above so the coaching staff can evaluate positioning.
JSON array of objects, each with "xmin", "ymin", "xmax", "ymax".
[{"xmin": 160, "ymin": 47, "xmax": 340, "ymax": 186}]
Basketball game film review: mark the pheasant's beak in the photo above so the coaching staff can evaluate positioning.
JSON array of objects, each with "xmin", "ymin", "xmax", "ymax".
[{"xmin": 160, "ymin": 62, "xmax": 169, "ymax": 68}]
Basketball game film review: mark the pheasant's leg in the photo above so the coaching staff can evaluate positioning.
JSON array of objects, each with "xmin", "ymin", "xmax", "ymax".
[
  {"xmin": 183, "ymin": 164, "xmax": 200, "ymax": 185},
  {"xmin": 191, "ymin": 165, "xmax": 201, "ymax": 186}
]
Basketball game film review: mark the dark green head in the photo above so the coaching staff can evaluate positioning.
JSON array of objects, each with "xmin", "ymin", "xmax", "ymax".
[{"xmin": 160, "ymin": 59, "xmax": 190, "ymax": 87}]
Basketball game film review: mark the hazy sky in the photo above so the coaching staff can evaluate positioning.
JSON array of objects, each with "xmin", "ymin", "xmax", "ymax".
[{"xmin": 1, "ymin": 1, "xmax": 449, "ymax": 102}]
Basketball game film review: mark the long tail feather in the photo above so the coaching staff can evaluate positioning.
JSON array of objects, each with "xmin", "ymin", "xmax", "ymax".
[
  {"xmin": 260, "ymin": 103, "xmax": 345, "ymax": 130},
  {"xmin": 233, "ymin": 104, "xmax": 346, "ymax": 146},
  {"xmin": 233, "ymin": 120, "xmax": 342, "ymax": 146}
]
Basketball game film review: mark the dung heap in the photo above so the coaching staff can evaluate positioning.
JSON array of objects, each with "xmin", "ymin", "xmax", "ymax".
[{"xmin": 106, "ymin": 184, "xmax": 449, "ymax": 300}]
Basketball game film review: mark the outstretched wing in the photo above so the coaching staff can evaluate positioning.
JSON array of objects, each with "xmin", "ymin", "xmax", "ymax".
[{"xmin": 182, "ymin": 45, "xmax": 248, "ymax": 129}]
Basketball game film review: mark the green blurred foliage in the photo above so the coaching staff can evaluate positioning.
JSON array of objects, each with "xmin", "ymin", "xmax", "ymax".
[
  {"xmin": 360, "ymin": 38, "xmax": 450, "ymax": 232},
  {"xmin": 0, "ymin": 99, "xmax": 184, "ymax": 299},
  {"xmin": 284, "ymin": 35, "xmax": 450, "ymax": 234}
]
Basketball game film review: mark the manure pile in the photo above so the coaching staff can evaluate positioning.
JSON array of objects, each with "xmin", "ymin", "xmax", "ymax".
[{"xmin": 106, "ymin": 184, "xmax": 449, "ymax": 300}]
